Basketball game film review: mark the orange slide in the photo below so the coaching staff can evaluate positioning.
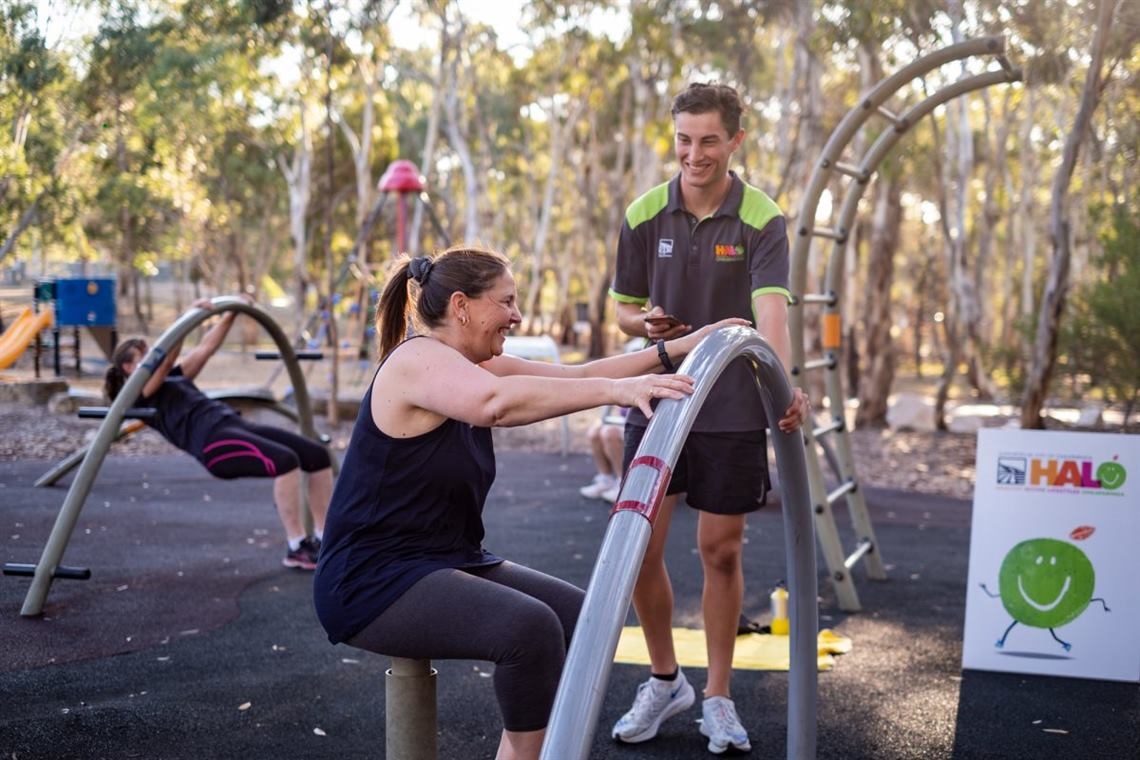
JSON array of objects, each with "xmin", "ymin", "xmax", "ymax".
[{"xmin": 0, "ymin": 306, "xmax": 54, "ymax": 370}]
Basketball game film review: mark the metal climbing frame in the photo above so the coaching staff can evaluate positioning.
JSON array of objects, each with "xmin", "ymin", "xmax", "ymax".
[
  {"xmin": 542, "ymin": 326, "xmax": 818, "ymax": 760},
  {"xmin": 789, "ymin": 37, "xmax": 1022, "ymax": 611},
  {"xmin": 18, "ymin": 297, "xmax": 324, "ymax": 617}
]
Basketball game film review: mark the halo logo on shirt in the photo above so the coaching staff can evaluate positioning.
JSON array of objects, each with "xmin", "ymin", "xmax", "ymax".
[
  {"xmin": 714, "ymin": 243, "xmax": 744, "ymax": 262},
  {"xmin": 657, "ymin": 239, "xmax": 674, "ymax": 257}
]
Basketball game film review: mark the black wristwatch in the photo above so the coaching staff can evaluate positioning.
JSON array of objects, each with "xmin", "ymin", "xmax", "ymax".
[{"xmin": 656, "ymin": 339, "xmax": 676, "ymax": 373}]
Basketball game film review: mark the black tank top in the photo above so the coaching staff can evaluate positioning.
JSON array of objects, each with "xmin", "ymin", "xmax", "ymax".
[
  {"xmin": 313, "ymin": 339, "xmax": 500, "ymax": 644},
  {"xmin": 142, "ymin": 367, "xmax": 238, "ymax": 459}
]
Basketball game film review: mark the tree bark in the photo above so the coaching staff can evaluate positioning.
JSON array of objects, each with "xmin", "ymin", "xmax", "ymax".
[
  {"xmin": 856, "ymin": 176, "xmax": 901, "ymax": 427},
  {"xmin": 1021, "ymin": 0, "xmax": 1117, "ymax": 428}
]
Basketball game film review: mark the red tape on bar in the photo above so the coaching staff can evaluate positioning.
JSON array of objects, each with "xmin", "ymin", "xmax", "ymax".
[{"xmin": 613, "ymin": 455, "xmax": 672, "ymax": 524}]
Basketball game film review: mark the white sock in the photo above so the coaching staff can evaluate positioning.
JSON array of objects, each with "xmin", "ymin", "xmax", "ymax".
[{"xmin": 287, "ymin": 536, "xmax": 305, "ymax": 551}]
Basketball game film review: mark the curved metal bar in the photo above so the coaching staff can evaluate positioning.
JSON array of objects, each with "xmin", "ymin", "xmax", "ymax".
[
  {"xmin": 20, "ymin": 296, "xmax": 321, "ymax": 617},
  {"xmin": 816, "ymin": 68, "xmax": 1021, "ymax": 466},
  {"xmin": 541, "ymin": 326, "xmax": 817, "ymax": 760},
  {"xmin": 789, "ymin": 35, "xmax": 1007, "ymax": 371}
]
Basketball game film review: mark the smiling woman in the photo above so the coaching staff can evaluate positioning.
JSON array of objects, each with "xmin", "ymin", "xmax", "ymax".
[{"xmin": 313, "ymin": 244, "xmax": 747, "ymax": 760}]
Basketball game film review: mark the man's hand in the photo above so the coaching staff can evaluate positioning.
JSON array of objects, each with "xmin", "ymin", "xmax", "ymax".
[
  {"xmin": 643, "ymin": 306, "xmax": 691, "ymax": 340},
  {"xmin": 777, "ymin": 388, "xmax": 811, "ymax": 433}
]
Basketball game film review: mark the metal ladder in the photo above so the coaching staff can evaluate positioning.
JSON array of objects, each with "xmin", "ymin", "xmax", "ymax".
[{"xmin": 788, "ymin": 36, "xmax": 1021, "ymax": 611}]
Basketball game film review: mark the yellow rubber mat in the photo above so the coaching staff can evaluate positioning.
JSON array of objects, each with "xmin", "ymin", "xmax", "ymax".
[{"xmin": 613, "ymin": 627, "xmax": 852, "ymax": 671}]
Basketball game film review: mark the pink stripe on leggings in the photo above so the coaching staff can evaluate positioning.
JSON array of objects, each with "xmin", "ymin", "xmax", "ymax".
[{"xmin": 203, "ymin": 439, "xmax": 277, "ymax": 476}]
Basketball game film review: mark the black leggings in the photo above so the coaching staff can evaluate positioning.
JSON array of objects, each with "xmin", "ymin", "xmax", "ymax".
[
  {"xmin": 346, "ymin": 561, "xmax": 584, "ymax": 732},
  {"xmin": 201, "ymin": 422, "xmax": 330, "ymax": 479}
]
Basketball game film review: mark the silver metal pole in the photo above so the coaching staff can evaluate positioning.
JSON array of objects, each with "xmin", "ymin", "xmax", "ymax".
[
  {"xmin": 541, "ymin": 326, "xmax": 818, "ymax": 759},
  {"xmin": 20, "ymin": 297, "xmax": 322, "ymax": 617}
]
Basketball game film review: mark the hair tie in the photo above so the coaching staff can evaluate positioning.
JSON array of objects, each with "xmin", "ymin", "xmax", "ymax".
[{"xmin": 408, "ymin": 256, "xmax": 434, "ymax": 285}]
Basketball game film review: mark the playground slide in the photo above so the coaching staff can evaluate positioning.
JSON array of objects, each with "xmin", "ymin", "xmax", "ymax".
[{"xmin": 0, "ymin": 306, "xmax": 53, "ymax": 370}]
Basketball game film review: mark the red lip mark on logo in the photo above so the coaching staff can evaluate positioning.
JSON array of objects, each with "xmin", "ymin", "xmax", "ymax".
[{"xmin": 1069, "ymin": 525, "xmax": 1095, "ymax": 541}]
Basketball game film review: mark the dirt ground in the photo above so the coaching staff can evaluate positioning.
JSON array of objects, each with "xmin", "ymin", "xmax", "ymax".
[{"xmin": 0, "ymin": 393, "xmax": 980, "ymax": 501}]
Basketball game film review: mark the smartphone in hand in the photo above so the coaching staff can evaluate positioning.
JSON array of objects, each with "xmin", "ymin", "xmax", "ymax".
[{"xmin": 643, "ymin": 314, "xmax": 682, "ymax": 329}]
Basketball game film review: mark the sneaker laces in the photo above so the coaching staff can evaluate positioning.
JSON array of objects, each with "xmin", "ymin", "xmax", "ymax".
[
  {"xmin": 705, "ymin": 698, "xmax": 745, "ymax": 737},
  {"xmin": 631, "ymin": 678, "xmax": 670, "ymax": 714}
]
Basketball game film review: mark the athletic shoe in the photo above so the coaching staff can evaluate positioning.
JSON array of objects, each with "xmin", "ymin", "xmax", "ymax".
[
  {"xmin": 611, "ymin": 669, "xmax": 695, "ymax": 743},
  {"xmin": 601, "ymin": 482, "xmax": 621, "ymax": 503},
  {"xmin": 579, "ymin": 473, "xmax": 618, "ymax": 499},
  {"xmin": 700, "ymin": 695, "xmax": 751, "ymax": 754},
  {"xmin": 282, "ymin": 538, "xmax": 319, "ymax": 570}
]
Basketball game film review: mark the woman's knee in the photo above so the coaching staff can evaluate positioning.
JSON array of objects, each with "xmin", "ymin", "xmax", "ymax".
[{"xmin": 499, "ymin": 599, "xmax": 566, "ymax": 665}]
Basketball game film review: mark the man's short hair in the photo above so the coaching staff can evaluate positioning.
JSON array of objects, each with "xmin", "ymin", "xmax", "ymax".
[{"xmin": 671, "ymin": 82, "xmax": 743, "ymax": 136}]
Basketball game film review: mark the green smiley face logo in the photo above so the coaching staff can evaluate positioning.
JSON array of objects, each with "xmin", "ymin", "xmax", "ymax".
[
  {"xmin": 1096, "ymin": 461, "xmax": 1126, "ymax": 490},
  {"xmin": 997, "ymin": 538, "xmax": 1094, "ymax": 629}
]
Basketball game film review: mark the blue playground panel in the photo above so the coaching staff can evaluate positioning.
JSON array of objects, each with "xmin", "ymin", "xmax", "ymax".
[{"xmin": 52, "ymin": 278, "xmax": 116, "ymax": 327}]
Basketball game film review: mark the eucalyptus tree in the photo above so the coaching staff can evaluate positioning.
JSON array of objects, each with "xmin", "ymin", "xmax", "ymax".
[
  {"xmin": 0, "ymin": 2, "xmax": 74, "ymax": 266},
  {"xmin": 1020, "ymin": 0, "xmax": 1137, "ymax": 428}
]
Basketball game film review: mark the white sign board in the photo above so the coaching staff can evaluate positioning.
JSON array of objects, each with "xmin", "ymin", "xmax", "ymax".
[{"xmin": 962, "ymin": 429, "xmax": 1139, "ymax": 683}]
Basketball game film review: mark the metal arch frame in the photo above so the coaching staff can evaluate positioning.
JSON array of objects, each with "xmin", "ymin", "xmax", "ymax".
[
  {"xmin": 788, "ymin": 36, "xmax": 1021, "ymax": 612},
  {"xmin": 19, "ymin": 296, "xmax": 324, "ymax": 617},
  {"xmin": 542, "ymin": 326, "xmax": 818, "ymax": 760}
]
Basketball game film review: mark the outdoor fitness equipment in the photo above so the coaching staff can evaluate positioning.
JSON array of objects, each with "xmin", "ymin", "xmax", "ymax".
[
  {"xmin": 383, "ymin": 326, "xmax": 817, "ymax": 760},
  {"xmin": 540, "ymin": 325, "xmax": 817, "ymax": 759},
  {"xmin": 9, "ymin": 297, "xmax": 326, "ymax": 617},
  {"xmin": 790, "ymin": 36, "xmax": 1022, "ymax": 612},
  {"xmin": 31, "ymin": 347, "xmax": 329, "ymax": 490}
]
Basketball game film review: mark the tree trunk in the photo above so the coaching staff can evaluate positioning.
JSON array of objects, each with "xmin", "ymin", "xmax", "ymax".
[
  {"xmin": 277, "ymin": 106, "xmax": 312, "ymax": 338},
  {"xmin": 526, "ymin": 95, "xmax": 585, "ymax": 330},
  {"xmin": 409, "ymin": 29, "xmax": 447, "ymax": 257},
  {"xmin": 441, "ymin": 16, "xmax": 478, "ymax": 242},
  {"xmin": 323, "ymin": 0, "xmax": 339, "ymax": 426},
  {"xmin": 1020, "ymin": 0, "xmax": 1116, "ymax": 429},
  {"xmin": 0, "ymin": 193, "xmax": 43, "ymax": 265},
  {"xmin": 856, "ymin": 176, "xmax": 901, "ymax": 427}
]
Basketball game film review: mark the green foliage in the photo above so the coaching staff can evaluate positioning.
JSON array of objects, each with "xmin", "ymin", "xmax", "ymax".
[{"xmin": 1057, "ymin": 199, "xmax": 1140, "ymax": 416}]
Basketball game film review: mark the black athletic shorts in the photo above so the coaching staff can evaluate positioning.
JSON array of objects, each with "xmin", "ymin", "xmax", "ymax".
[{"xmin": 622, "ymin": 424, "xmax": 770, "ymax": 515}]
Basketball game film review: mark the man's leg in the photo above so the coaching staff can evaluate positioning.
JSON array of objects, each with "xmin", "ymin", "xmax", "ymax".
[
  {"xmin": 306, "ymin": 466, "xmax": 333, "ymax": 535},
  {"xmin": 696, "ymin": 511, "xmax": 746, "ymax": 697},
  {"xmin": 631, "ymin": 493, "xmax": 679, "ymax": 673},
  {"xmin": 601, "ymin": 424, "xmax": 626, "ymax": 479}
]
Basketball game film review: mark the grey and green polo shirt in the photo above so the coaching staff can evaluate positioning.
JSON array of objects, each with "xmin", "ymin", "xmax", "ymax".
[{"xmin": 610, "ymin": 171, "xmax": 790, "ymax": 432}]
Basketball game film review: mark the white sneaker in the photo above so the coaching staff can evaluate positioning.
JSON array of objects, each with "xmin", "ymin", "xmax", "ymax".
[
  {"xmin": 611, "ymin": 669, "xmax": 695, "ymax": 744},
  {"xmin": 600, "ymin": 482, "xmax": 621, "ymax": 503},
  {"xmin": 579, "ymin": 473, "xmax": 617, "ymax": 499},
  {"xmin": 700, "ymin": 695, "xmax": 751, "ymax": 754}
]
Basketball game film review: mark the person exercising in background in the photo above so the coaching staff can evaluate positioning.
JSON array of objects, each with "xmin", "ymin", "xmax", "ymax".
[{"xmin": 104, "ymin": 297, "xmax": 333, "ymax": 570}]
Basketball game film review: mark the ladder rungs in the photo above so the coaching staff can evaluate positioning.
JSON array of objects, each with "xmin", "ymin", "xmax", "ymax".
[
  {"xmin": 810, "ymin": 226, "xmax": 846, "ymax": 242},
  {"xmin": 843, "ymin": 538, "xmax": 875, "ymax": 570},
  {"xmin": 826, "ymin": 479, "xmax": 857, "ymax": 505},
  {"xmin": 875, "ymin": 105, "xmax": 908, "ymax": 129},
  {"xmin": 796, "ymin": 356, "xmax": 837, "ymax": 374},
  {"xmin": 799, "ymin": 293, "xmax": 837, "ymax": 306},
  {"xmin": 833, "ymin": 161, "xmax": 868, "ymax": 181},
  {"xmin": 812, "ymin": 418, "xmax": 845, "ymax": 438}
]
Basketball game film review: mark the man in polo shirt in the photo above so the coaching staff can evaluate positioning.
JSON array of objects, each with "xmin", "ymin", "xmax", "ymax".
[{"xmin": 608, "ymin": 82, "xmax": 810, "ymax": 755}]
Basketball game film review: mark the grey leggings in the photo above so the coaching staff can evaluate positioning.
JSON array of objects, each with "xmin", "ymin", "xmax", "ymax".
[{"xmin": 346, "ymin": 561, "xmax": 584, "ymax": 732}]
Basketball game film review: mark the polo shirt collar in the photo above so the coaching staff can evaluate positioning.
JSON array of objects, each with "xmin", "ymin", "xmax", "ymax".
[{"xmin": 666, "ymin": 171, "xmax": 745, "ymax": 219}]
